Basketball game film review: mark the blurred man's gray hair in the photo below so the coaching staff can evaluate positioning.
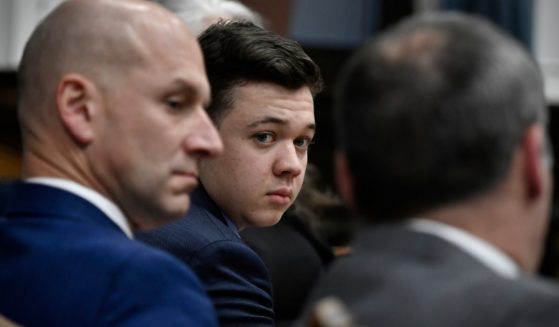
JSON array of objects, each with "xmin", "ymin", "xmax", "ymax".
[{"xmin": 155, "ymin": 0, "xmax": 263, "ymax": 34}]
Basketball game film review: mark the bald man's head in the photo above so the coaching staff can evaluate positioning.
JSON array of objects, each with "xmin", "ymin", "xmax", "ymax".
[
  {"xmin": 18, "ymin": 0, "xmax": 194, "ymax": 116},
  {"xmin": 17, "ymin": 0, "xmax": 221, "ymax": 228}
]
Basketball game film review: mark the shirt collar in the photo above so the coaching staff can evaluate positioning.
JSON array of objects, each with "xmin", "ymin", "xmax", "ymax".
[
  {"xmin": 407, "ymin": 218, "xmax": 520, "ymax": 278},
  {"xmin": 26, "ymin": 177, "xmax": 133, "ymax": 239}
]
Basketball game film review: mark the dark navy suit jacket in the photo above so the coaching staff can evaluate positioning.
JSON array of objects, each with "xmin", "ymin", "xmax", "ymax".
[
  {"xmin": 0, "ymin": 182, "xmax": 218, "ymax": 327},
  {"xmin": 137, "ymin": 186, "xmax": 274, "ymax": 326},
  {"xmin": 241, "ymin": 212, "xmax": 334, "ymax": 326}
]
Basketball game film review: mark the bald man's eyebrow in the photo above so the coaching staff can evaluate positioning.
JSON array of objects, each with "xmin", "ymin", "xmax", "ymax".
[{"xmin": 247, "ymin": 116, "xmax": 315, "ymax": 130}]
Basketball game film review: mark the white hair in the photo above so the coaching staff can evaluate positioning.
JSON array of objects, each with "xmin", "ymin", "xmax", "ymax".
[{"xmin": 156, "ymin": 0, "xmax": 263, "ymax": 35}]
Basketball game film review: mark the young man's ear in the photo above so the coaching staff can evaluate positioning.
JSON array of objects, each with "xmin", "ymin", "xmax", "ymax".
[
  {"xmin": 56, "ymin": 73, "xmax": 98, "ymax": 145},
  {"xmin": 335, "ymin": 151, "xmax": 356, "ymax": 209},
  {"xmin": 522, "ymin": 124, "xmax": 550, "ymax": 200}
]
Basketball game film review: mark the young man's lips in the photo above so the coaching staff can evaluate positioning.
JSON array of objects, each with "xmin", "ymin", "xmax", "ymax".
[{"xmin": 267, "ymin": 188, "xmax": 293, "ymax": 199}]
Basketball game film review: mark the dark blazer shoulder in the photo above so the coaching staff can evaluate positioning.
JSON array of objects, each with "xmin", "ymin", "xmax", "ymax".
[
  {"xmin": 305, "ymin": 225, "xmax": 559, "ymax": 327},
  {"xmin": 137, "ymin": 192, "xmax": 242, "ymax": 262},
  {"xmin": 137, "ymin": 186, "xmax": 275, "ymax": 326}
]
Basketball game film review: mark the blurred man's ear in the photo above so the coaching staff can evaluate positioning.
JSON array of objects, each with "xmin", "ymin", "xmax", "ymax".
[
  {"xmin": 56, "ymin": 73, "xmax": 97, "ymax": 145},
  {"xmin": 335, "ymin": 151, "xmax": 356, "ymax": 209},
  {"xmin": 522, "ymin": 124, "xmax": 549, "ymax": 200}
]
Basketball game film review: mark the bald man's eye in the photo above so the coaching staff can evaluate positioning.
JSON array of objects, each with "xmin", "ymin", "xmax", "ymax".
[
  {"xmin": 166, "ymin": 97, "xmax": 187, "ymax": 110},
  {"xmin": 167, "ymin": 100, "xmax": 180, "ymax": 109}
]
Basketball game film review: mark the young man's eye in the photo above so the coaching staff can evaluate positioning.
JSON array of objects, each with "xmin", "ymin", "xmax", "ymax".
[
  {"xmin": 294, "ymin": 137, "xmax": 313, "ymax": 149},
  {"xmin": 253, "ymin": 132, "xmax": 275, "ymax": 144}
]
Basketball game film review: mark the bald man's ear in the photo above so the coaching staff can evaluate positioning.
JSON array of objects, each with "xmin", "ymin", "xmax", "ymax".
[
  {"xmin": 335, "ymin": 151, "xmax": 356, "ymax": 209},
  {"xmin": 57, "ymin": 74, "xmax": 97, "ymax": 145}
]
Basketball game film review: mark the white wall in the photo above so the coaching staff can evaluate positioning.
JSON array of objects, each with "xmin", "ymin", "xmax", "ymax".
[
  {"xmin": 0, "ymin": 0, "xmax": 62, "ymax": 70},
  {"xmin": 0, "ymin": 0, "xmax": 14, "ymax": 69},
  {"xmin": 534, "ymin": 0, "xmax": 559, "ymax": 104}
]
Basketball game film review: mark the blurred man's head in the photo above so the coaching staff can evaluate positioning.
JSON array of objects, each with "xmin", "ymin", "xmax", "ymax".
[
  {"xmin": 18, "ymin": 0, "xmax": 223, "ymax": 230},
  {"xmin": 334, "ymin": 13, "xmax": 552, "ymax": 271},
  {"xmin": 336, "ymin": 13, "xmax": 549, "ymax": 220},
  {"xmin": 197, "ymin": 21, "xmax": 323, "ymax": 229}
]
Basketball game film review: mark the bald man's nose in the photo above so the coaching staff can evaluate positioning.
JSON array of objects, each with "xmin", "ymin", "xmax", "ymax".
[{"xmin": 183, "ymin": 109, "xmax": 223, "ymax": 157}]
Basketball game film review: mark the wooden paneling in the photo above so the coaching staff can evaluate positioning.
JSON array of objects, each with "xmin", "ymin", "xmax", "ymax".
[
  {"xmin": 0, "ymin": 145, "xmax": 21, "ymax": 178},
  {"xmin": 0, "ymin": 71, "xmax": 21, "ymax": 178}
]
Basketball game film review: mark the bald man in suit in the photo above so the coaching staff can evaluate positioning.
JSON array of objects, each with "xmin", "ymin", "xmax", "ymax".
[{"xmin": 0, "ymin": 0, "xmax": 222, "ymax": 325}]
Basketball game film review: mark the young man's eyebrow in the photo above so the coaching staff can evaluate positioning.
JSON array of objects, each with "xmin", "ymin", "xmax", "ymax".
[
  {"xmin": 247, "ymin": 116, "xmax": 316, "ymax": 130},
  {"xmin": 247, "ymin": 116, "xmax": 286, "ymax": 128}
]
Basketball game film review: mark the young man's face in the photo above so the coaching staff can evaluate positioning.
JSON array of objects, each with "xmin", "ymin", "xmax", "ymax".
[{"xmin": 200, "ymin": 82, "xmax": 315, "ymax": 229}]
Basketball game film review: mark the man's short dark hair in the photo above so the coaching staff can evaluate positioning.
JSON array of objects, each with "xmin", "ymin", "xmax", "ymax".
[
  {"xmin": 198, "ymin": 20, "xmax": 323, "ymax": 124},
  {"xmin": 336, "ymin": 13, "xmax": 547, "ymax": 221}
]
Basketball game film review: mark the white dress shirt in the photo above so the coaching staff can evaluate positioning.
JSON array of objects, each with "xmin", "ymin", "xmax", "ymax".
[
  {"xmin": 26, "ymin": 177, "xmax": 133, "ymax": 239},
  {"xmin": 408, "ymin": 218, "xmax": 520, "ymax": 278}
]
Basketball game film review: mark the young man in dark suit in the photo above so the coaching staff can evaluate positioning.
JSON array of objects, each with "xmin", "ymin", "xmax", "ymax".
[
  {"xmin": 0, "ymin": 0, "xmax": 223, "ymax": 325},
  {"xmin": 138, "ymin": 21, "xmax": 323, "ymax": 326},
  {"xmin": 304, "ymin": 12, "xmax": 559, "ymax": 327}
]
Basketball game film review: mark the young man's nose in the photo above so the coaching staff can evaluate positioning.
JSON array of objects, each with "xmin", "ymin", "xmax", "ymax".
[{"xmin": 273, "ymin": 143, "xmax": 304, "ymax": 177}]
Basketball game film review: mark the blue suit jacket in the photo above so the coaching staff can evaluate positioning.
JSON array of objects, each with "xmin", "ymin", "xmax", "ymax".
[
  {"xmin": 0, "ymin": 182, "xmax": 218, "ymax": 327},
  {"xmin": 137, "ymin": 186, "xmax": 274, "ymax": 326}
]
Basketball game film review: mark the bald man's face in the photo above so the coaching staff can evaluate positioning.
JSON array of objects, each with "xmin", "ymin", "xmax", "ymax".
[{"xmin": 88, "ymin": 12, "xmax": 222, "ymax": 230}]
